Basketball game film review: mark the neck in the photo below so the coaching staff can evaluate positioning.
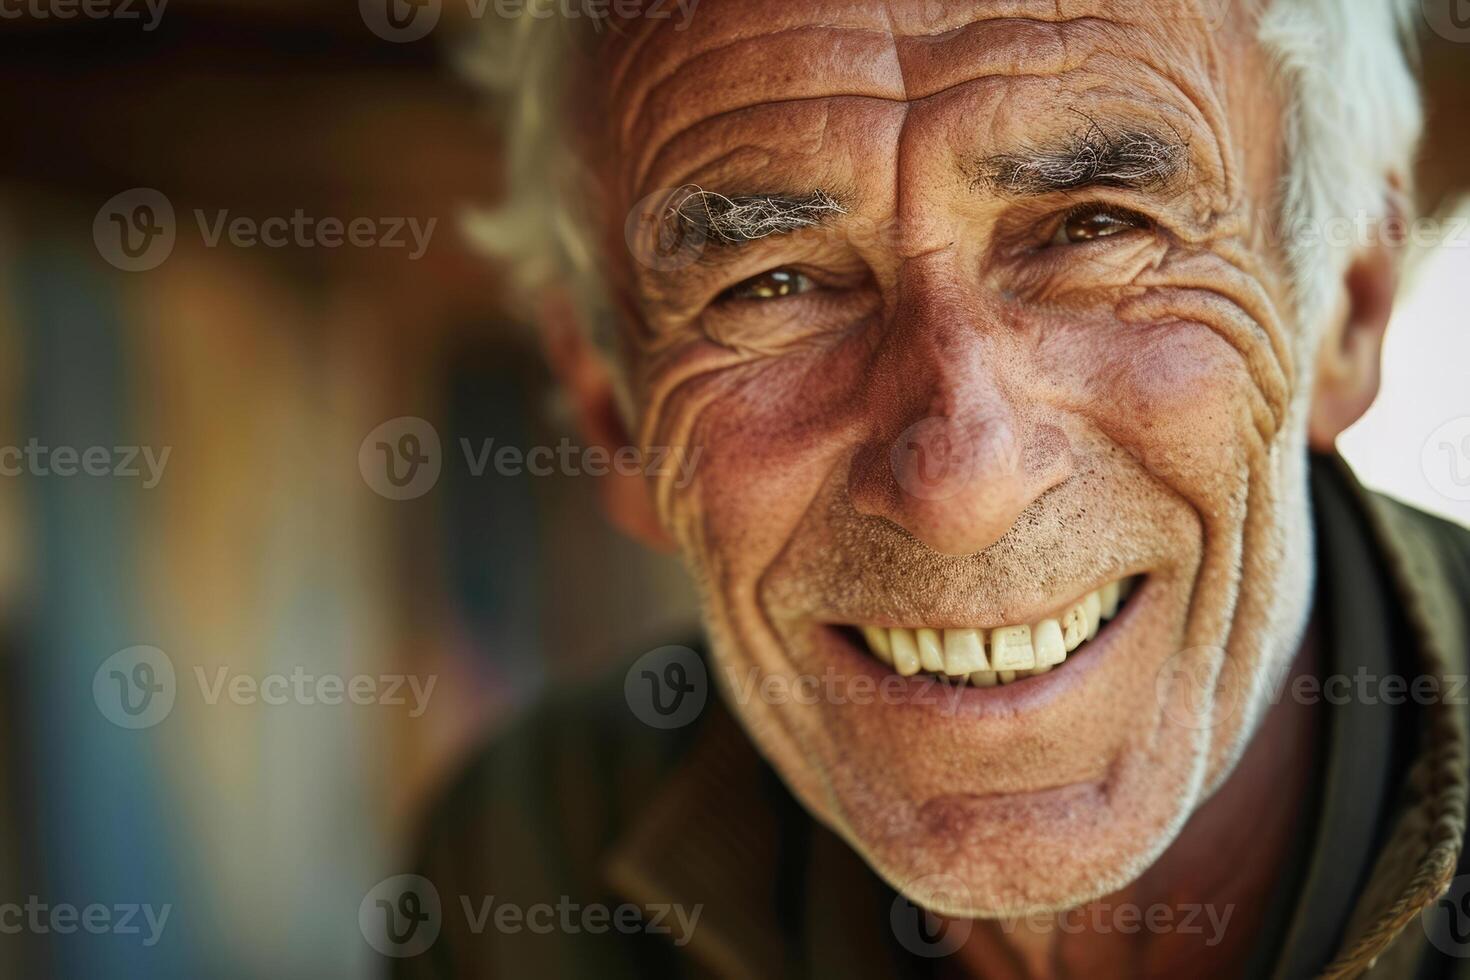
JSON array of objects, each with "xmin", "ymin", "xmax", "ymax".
[{"xmin": 949, "ymin": 620, "xmax": 1324, "ymax": 980}]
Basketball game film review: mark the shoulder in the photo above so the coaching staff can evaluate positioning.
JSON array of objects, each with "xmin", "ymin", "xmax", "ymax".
[
  {"xmin": 409, "ymin": 645, "xmax": 708, "ymax": 896},
  {"xmin": 1314, "ymin": 456, "xmax": 1470, "ymax": 662},
  {"xmin": 390, "ymin": 647, "xmax": 714, "ymax": 977},
  {"xmin": 1357, "ymin": 487, "xmax": 1470, "ymax": 624}
]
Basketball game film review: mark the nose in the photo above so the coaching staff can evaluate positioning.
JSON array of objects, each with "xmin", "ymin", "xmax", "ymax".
[{"xmin": 849, "ymin": 285, "xmax": 1072, "ymax": 556}]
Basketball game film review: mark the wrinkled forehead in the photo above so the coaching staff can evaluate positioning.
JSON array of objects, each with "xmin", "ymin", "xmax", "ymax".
[{"xmin": 592, "ymin": 0, "xmax": 1262, "ymax": 208}]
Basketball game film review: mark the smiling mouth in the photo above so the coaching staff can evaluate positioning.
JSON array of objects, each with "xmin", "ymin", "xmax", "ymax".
[{"xmin": 848, "ymin": 576, "xmax": 1141, "ymax": 687}]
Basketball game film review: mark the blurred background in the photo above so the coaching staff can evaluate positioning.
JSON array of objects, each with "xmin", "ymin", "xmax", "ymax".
[{"xmin": 0, "ymin": 3, "xmax": 1464, "ymax": 977}]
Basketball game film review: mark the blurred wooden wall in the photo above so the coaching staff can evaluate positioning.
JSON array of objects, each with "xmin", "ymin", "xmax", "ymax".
[{"xmin": 0, "ymin": 5, "xmax": 700, "ymax": 976}]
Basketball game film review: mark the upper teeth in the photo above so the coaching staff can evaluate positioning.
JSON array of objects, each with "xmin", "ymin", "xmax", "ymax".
[{"xmin": 857, "ymin": 577, "xmax": 1136, "ymax": 687}]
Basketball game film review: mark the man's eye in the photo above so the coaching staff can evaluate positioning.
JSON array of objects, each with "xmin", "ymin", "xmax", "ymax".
[
  {"xmin": 719, "ymin": 269, "xmax": 815, "ymax": 302},
  {"xmin": 1049, "ymin": 205, "xmax": 1151, "ymax": 246}
]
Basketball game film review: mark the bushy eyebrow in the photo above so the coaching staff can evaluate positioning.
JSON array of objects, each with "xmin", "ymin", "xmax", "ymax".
[
  {"xmin": 971, "ymin": 118, "xmax": 1189, "ymax": 196},
  {"xmin": 652, "ymin": 119, "xmax": 1183, "ymax": 261},
  {"xmin": 660, "ymin": 185, "xmax": 847, "ymax": 250}
]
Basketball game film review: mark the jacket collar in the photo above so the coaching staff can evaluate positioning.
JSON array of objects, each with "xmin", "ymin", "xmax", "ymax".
[
  {"xmin": 1315, "ymin": 458, "xmax": 1467, "ymax": 977},
  {"xmin": 601, "ymin": 702, "xmax": 795, "ymax": 979},
  {"xmin": 602, "ymin": 700, "xmax": 899, "ymax": 979},
  {"xmin": 602, "ymin": 456, "xmax": 1468, "ymax": 979}
]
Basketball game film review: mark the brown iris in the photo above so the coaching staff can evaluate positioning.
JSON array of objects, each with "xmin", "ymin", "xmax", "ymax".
[
  {"xmin": 721, "ymin": 268, "xmax": 813, "ymax": 302},
  {"xmin": 1054, "ymin": 205, "xmax": 1149, "ymax": 244}
]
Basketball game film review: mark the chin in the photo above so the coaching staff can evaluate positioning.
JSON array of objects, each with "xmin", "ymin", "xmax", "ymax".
[{"xmin": 701, "ymin": 501, "xmax": 1313, "ymax": 916}]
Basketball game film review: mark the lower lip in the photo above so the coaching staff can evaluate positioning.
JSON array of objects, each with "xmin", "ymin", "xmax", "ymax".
[{"xmin": 808, "ymin": 582, "xmax": 1149, "ymax": 720}]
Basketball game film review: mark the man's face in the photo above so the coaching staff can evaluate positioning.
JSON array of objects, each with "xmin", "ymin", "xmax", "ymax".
[{"xmin": 597, "ymin": 0, "xmax": 1317, "ymax": 914}]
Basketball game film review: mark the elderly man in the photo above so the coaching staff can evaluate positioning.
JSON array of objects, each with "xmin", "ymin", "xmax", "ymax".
[{"xmin": 400, "ymin": 1, "xmax": 1470, "ymax": 977}]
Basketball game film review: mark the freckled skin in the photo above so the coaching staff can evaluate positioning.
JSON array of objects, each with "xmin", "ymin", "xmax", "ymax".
[{"xmin": 556, "ymin": 1, "xmax": 1373, "ymax": 975}]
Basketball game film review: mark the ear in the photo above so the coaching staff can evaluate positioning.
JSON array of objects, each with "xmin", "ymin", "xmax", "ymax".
[
  {"xmin": 1307, "ymin": 198, "xmax": 1402, "ymax": 452},
  {"xmin": 537, "ymin": 295, "xmax": 676, "ymax": 553}
]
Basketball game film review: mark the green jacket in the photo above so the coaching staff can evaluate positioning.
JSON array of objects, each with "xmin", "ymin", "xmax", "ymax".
[{"xmin": 395, "ymin": 456, "xmax": 1470, "ymax": 979}]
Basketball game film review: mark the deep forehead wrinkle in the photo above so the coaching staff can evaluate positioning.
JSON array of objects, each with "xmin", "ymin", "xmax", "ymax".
[
  {"xmin": 620, "ymin": 14, "xmax": 1113, "ymax": 199},
  {"xmin": 605, "ymin": 0, "xmax": 1103, "ymax": 109}
]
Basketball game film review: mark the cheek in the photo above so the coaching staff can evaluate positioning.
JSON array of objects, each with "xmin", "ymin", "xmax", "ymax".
[
  {"xmin": 1090, "ymin": 321, "xmax": 1262, "ymax": 505},
  {"xmin": 657, "ymin": 333, "xmax": 874, "ymax": 581}
]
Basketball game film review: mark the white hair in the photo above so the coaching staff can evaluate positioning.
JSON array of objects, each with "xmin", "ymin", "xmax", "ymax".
[
  {"xmin": 1257, "ymin": 0, "xmax": 1423, "ymax": 333},
  {"xmin": 461, "ymin": 0, "xmax": 1424, "ymax": 342},
  {"xmin": 457, "ymin": 3, "xmax": 616, "ymax": 343}
]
